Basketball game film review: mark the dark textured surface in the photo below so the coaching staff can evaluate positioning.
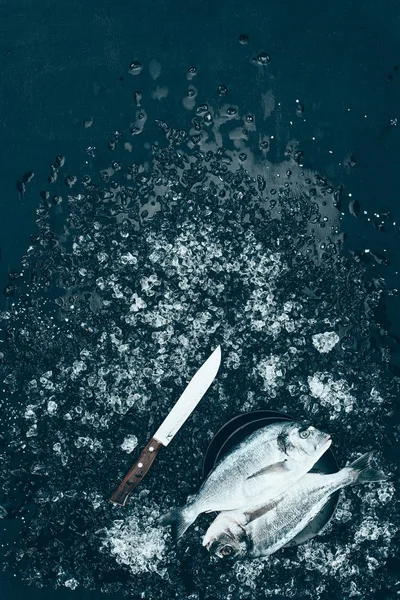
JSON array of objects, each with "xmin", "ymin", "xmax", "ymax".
[
  {"xmin": 1, "ymin": 0, "xmax": 400, "ymax": 357},
  {"xmin": 0, "ymin": 1, "xmax": 399, "ymax": 599}
]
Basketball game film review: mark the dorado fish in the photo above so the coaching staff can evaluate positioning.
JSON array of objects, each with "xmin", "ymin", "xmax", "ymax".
[
  {"xmin": 160, "ymin": 421, "xmax": 331, "ymax": 538},
  {"xmin": 204, "ymin": 451, "xmax": 387, "ymax": 559}
]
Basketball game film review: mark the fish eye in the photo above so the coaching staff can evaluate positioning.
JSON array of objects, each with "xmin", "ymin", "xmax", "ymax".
[
  {"xmin": 219, "ymin": 545, "xmax": 235, "ymax": 558},
  {"xmin": 299, "ymin": 429, "xmax": 310, "ymax": 439}
]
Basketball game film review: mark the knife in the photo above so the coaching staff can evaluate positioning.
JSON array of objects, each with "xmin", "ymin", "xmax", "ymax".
[{"xmin": 110, "ymin": 345, "xmax": 222, "ymax": 506}]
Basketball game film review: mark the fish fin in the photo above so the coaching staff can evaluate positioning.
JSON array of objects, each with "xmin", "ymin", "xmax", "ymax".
[
  {"xmin": 246, "ymin": 460, "xmax": 291, "ymax": 481},
  {"xmin": 244, "ymin": 496, "xmax": 285, "ymax": 524},
  {"xmin": 159, "ymin": 505, "xmax": 197, "ymax": 538},
  {"xmin": 349, "ymin": 452, "xmax": 388, "ymax": 484}
]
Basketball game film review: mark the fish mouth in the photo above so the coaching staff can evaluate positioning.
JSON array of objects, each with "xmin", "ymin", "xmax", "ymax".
[
  {"xmin": 309, "ymin": 435, "xmax": 331, "ymax": 466},
  {"xmin": 204, "ymin": 523, "xmax": 241, "ymax": 550},
  {"xmin": 319, "ymin": 435, "xmax": 332, "ymax": 453},
  {"xmin": 204, "ymin": 519, "xmax": 248, "ymax": 555}
]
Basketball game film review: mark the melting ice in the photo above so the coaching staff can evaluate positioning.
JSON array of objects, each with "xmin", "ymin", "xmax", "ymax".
[{"xmin": 0, "ymin": 51, "xmax": 398, "ymax": 600}]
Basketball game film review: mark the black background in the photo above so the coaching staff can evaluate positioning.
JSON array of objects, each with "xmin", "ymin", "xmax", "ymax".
[{"xmin": 0, "ymin": 1, "xmax": 399, "ymax": 598}]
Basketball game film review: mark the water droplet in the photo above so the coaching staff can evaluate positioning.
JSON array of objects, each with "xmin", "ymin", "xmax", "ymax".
[
  {"xmin": 83, "ymin": 118, "xmax": 93, "ymax": 128},
  {"xmin": 246, "ymin": 115, "xmax": 254, "ymax": 123},
  {"xmin": 349, "ymin": 199, "xmax": 361, "ymax": 217},
  {"xmin": 55, "ymin": 155, "xmax": 65, "ymax": 168},
  {"xmin": 64, "ymin": 175, "xmax": 77, "ymax": 188},
  {"xmin": 226, "ymin": 107, "xmax": 237, "ymax": 116},
  {"xmin": 238, "ymin": 34, "xmax": 249, "ymax": 45},
  {"xmin": 256, "ymin": 52, "xmax": 271, "ymax": 65},
  {"xmin": 195, "ymin": 104, "xmax": 208, "ymax": 115},
  {"xmin": 190, "ymin": 134, "xmax": 201, "ymax": 144},
  {"xmin": 155, "ymin": 120, "xmax": 168, "ymax": 132},
  {"xmin": 129, "ymin": 61, "xmax": 143, "ymax": 75},
  {"xmin": 183, "ymin": 87, "xmax": 197, "ymax": 110},
  {"xmin": 218, "ymin": 84, "xmax": 228, "ymax": 96},
  {"xmin": 187, "ymin": 66, "xmax": 197, "ymax": 80},
  {"xmin": 369, "ymin": 251, "xmax": 389, "ymax": 266},
  {"xmin": 23, "ymin": 171, "xmax": 35, "ymax": 183},
  {"xmin": 257, "ymin": 175, "xmax": 266, "ymax": 191},
  {"xmin": 17, "ymin": 180, "xmax": 26, "ymax": 194},
  {"xmin": 191, "ymin": 117, "xmax": 201, "ymax": 131},
  {"xmin": 349, "ymin": 155, "xmax": 356, "ymax": 167}
]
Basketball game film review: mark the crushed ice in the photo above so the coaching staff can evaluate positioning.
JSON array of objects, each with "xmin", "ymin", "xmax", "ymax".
[
  {"xmin": 312, "ymin": 331, "xmax": 340, "ymax": 353},
  {"xmin": 120, "ymin": 435, "xmax": 138, "ymax": 453},
  {"xmin": 101, "ymin": 503, "xmax": 167, "ymax": 576},
  {"xmin": 307, "ymin": 373, "xmax": 356, "ymax": 417},
  {"xmin": 0, "ymin": 54, "xmax": 397, "ymax": 600}
]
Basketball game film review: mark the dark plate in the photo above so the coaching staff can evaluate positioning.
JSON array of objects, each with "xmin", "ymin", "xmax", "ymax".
[{"xmin": 202, "ymin": 410, "xmax": 340, "ymax": 547}]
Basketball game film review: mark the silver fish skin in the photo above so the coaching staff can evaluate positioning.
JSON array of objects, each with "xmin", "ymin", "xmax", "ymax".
[
  {"xmin": 205, "ymin": 451, "xmax": 387, "ymax": 559},
  {"xmin": 160, "ymin": 421, "xmax": 331, "ymax": 538}
]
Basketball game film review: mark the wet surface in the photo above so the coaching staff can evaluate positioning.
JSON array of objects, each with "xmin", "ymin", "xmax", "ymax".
[{"xmin": 0, "ymin": 1, "xmax": 400, "ymax": 599}]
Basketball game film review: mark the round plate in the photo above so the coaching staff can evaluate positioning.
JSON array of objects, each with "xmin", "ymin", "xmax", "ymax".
[{"xmin": 203, "ymin": 410, "xmax": 340, "ymax": 547}]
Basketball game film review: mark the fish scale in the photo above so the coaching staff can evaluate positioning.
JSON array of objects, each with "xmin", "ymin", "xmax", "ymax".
[
  {"xmin": 247, "ymin": 472, "xmax": 345, "ymax": 557},
  {"xmin": 205, "ymin": 452, "xmax": 387, "ymax": 559},
  {"xmin": 161, "ymin": 421, "xmax": 331, "ymax": 538}
]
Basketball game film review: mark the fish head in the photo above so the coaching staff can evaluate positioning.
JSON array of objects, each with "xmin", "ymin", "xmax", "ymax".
[
  {"xmin": 279, "ymin": 422, "xmax": 331, "ymax": 464},
  {"xmin": 203, "ymin": 515, "xmax": 249, "ymax": 559}
]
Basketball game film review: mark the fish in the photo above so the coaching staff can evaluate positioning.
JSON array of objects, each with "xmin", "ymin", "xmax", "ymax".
[
  {"xmin": 160, "ymin": 421, "xmax": 331, "ymax": 538},
  {"xmin": 204, "ymin": 451, "xmax": 387, "ymax": 559}
]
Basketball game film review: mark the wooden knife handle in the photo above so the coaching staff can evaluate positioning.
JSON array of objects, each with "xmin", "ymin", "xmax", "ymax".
[{"xmin": 110, "ymin": 437, "xmax": 163, "ymax": 506}]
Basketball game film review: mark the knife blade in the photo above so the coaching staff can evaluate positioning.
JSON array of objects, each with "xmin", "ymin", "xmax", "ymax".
[{"xmin": 110, "ymin": 345, "xmax": 221, "ymax": 506}]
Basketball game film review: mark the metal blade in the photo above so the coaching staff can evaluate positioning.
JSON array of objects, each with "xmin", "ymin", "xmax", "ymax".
[{"xmin": 153, "ymin": 346, "xmax": 221, "ymax": 446}]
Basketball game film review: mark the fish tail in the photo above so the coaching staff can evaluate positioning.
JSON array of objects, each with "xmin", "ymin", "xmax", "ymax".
[
  {"xmin": 347, "ymin": 452, "xmax": 388, "ymax": 485},
  {"xmin": 159, "ymin": 504, "xmax": 197, "ymax": 538}
]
